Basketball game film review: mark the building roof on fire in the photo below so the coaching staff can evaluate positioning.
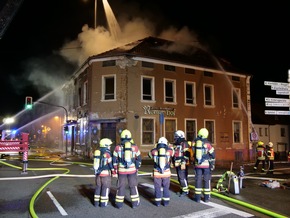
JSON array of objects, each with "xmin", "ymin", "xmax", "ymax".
[{"xmin": 88, "ymin": 36, "xmax": 249, "ymax": 75}]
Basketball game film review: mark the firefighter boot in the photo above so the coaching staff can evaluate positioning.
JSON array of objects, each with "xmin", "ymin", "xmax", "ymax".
[
  {"xmin": 179, "ymin": 191, "xmax": 189, "ymax": 197},
  {"xmin": 163, "ymin": 200, "xmax": 170, "ymax": 207},
  {"xmin": 193, "ymin": 194, "xmax": 201, "ymax": 203},
  {"xmin": 94, "ymin": 200, "xmax": 99, "ymax": 207},
  {"xmin": 155, "ymin": 200, "xmax": 161, "ymax": 207},
  {"xmin": 204, "ymin": 194, "xmax": 210, "ymax": 203},
  {"xmin": 115, "ymin": 202, "xmax": 123, "ymax": 209},
  {"xmin": 132, "ymin": 201, "xmax": 140, "ymax": 209}
]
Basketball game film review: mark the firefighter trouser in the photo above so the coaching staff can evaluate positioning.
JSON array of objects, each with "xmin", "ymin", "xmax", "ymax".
[
  {"xmin": 269, "ymin": 160, "xmax": 274, "ymax": 172},
  {"xmin": 115, "ymin": 173, "xmax": 140, "ymax": 208},
  {"xmin": 254, "ymin": 159, "xmax": 265, "ymax": 171},
  {"xmin": 175, "ymin": 166, "xmax": 189, "ymax": 193},
  {"xmin": 94, "ymin": 175, "xmax": 111, "ymax": 207},
  {"xmin": 153, "ymin": 177, "xmax": 170, "ymax": 205},
  {"xmin": 194, "ymin": 167, "xmax": 211, "ymax": 201}
]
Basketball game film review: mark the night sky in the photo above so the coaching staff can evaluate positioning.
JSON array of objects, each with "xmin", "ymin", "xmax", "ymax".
[{"xmin": 0, "ymin": 0, "xmax": 290, "ymax": 118}]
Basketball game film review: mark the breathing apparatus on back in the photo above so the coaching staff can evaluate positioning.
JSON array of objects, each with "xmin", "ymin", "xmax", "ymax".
[
  {"xmin": 94, "ymin": 138, "xmax": 112, "ymax": 175},
  {"xmin": 155, "ymin": 137, "xmax": 169, "ymax": 174},
  {"xmin": 120, "ymin": 129, "xmax": 134, "ymax": 168},
  {"xmin": 195, "ymin": 128, "xmax": 209, "ymax": 165}
]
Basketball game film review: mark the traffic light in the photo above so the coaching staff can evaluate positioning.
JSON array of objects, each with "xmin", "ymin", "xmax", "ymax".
[
  {"xmin": 25, "ymin": 96, "xmax": 33, "ymax": 109},
  {"xmin": 64, "ymin": 126, "xmax": 69, "ymax": 134}
]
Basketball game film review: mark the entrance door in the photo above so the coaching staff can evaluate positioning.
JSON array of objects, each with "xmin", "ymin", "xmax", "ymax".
[{"xmin": 100, "ymin": 123, "xmax": 116, "ymax": 151}]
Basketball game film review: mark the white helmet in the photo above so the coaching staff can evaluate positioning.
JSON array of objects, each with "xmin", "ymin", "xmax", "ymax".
[
  {"xmin": 158, "ymin": 137, "xmax": 168, "ymax": 145},
  {"xmin": 174, "ymin": 130, "xmax": 185, "ymax": 139},
  {"xmin": 268, "ymin": 142, "xmax": 273, "ymax": 147}
]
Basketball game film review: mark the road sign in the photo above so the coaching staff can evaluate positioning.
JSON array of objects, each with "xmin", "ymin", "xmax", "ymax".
[
  {"xmin": 264, "ymin": 81, "xmax": 288, "ymax": 86},
  {"xmin": 264, "ymin": 78, "xmax": 290, "ymax": 115},
  {"xmin": 276, "ymin": 90, "xmax": 290, "ymax": 95},
  {"xmin": 265, "ymin": 110, "xmax": 290, "ymax": 115},
  {"xmin": 265, "ymin": 102, "xmax": 290, "ymax": 107},
  {"xmin": 265, "ymin": 97, "xmax": 290, "ymax": 102},
  {"xmin": 271, "ymin": 85, "xmax": 290, "ymax": 91}
]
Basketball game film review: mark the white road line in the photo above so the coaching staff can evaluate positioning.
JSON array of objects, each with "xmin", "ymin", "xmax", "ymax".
[
  {"xmin": 46, "ymin": 191, "xmax": 68, "ymax": 216},
  {"xmin": 140, "ymin": 182, "xmax": 254, "ymax": 218},
  {"xmin": 200, "ymin": 201, "xmax": 253, "ymax": 217},
  {"xmin": 173, "ymin": 207, "xmax": 231, "ymax": 218}
]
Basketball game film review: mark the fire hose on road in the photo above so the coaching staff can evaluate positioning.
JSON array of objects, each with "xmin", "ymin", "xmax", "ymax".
[{"xmin": 0, "ymin": 159, "xmax": 289, "ymax": 218}]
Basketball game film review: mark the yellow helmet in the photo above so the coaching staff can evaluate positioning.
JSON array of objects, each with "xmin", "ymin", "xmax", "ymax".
[
  {"xmin": 258, "ymin": 141, "xmax": 264, "ymax": 146},
  {"xmin": 100, "ymin": 138, "xmax": 113, "ymax": 148},
  {"xmin": 198, "ymin": 128, "xmax": 209, "ymax": 138},
  {"xmin": 120, "ymin": 129, "xmax": 132, "ymax": 140}
]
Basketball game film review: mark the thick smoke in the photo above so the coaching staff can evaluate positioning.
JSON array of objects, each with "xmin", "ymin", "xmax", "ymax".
[
  {"xmin": 16, "ymin": 1, "xmax": 202, "ymax": 104},
  {"xmin": 59, "ymin": 5, "xmax": 201, "ymax": 66}
]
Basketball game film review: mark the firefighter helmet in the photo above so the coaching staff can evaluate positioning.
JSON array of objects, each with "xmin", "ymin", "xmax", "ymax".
[
  {"xmin": 120, "ymin": 129, "xmax": 132, "ymax": 140},
  {"xmin": 100, "ymin": 138, "xmax": 113, "ymax": 148},
  {"xmin": 258, "ymin": 141, "xmax": 264, "ymax": 146},
  {"xmin": 268, "ymin": 142, "xmax": 273, "ymax": 147},
  {"xmin": 158, "ymin": 137, "xmax": 168, "ymax": 145},
  {"xmin": 198, "ymin": 128, "xmax": 209, "ymax": 139},
  {"xmin": 174, "ymin": 130, "xmax": 185, "ymax": 139}
]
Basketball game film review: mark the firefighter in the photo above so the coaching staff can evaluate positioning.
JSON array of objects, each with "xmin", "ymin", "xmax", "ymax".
[
  {"xmin": 253, "ymin": 141, "xmax": 266, "ymax": 172},
  {"xmin": 93, "ymin": 138, "xmax": 114, "ymax": 207},
  {"xmin": 191, "ymin": 128, "xmax": 215, "ymax": 203},
  {"xmin": 266, "ymin": 142, "xmax": 275, "ymax": 174},
  {"xmin": 172, "ymin": 130, "xmax": 190, "ymax": 197},
  {"xmin": 148, "ymin": 137, "xmax": 174, "ymax": 207},
  {"xmin": 112, "ymin": 129, "xmax": 142, "ymax": 209}
]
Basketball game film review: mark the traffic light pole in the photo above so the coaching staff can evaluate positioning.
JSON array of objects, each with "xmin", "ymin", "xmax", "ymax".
[{"xmin": 37, "ymin": 101, "xmax": 68, "ymax": 156}]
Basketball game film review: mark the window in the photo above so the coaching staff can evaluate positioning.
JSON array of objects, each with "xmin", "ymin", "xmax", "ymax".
[
  {"xmin": 78, "ymin": 87, "xmax": 81, "ymax": 107},
  {"xmin": 281, "ymin": 127, "xmax": 286, "ymax": 137},
  {"xmin": 205, "ymin": 120, "xmax": 215, "ymax": 144},
  {"xmin": 232, "ymin": 76, "xmax": 240, "ymax": 82},
  {"xmin": 164, "ymin": 79, "xmax": 176, "ymax": 103},
  {"xmin": 83, "ymin": 81, "xmax": 88, "ymax": 105},
  {"xmin": 185, "ymin": 81, "xmax": 195, "ymax": 105},
  {"xmin": 186, "ymin": 119, "xmax": 196, "ymax": 141},
  {"xmin": 164, "ymin": 65, "xmax": 176, "ymax": 72},
  {"xmin": 142, "ymin": 76, "xmax": 155, "ymax": 101},
  {"xmin": 232, "ymin": 88, "xmax": 241, "ymax": 108},
  {"xmin": 102, "ymin": 75, "xmax": 115, "ymax": 100},
  {"xmin": 185, "ymin": 68, "xmax": 195, "ymax": 74},
  {"xmin": 165, "ymin": 119, "xmax": 177, "ymax": 143},
  {"xmin": 259, "ymin": 127, "xmax": 263, "ymax": 136},
  {"xmin": 204, "ymin": 71, "xmax": 213, "ymax": 77},
  {"xmin": 233, "ymin": 121, "xmax": 242, "ymax": 143},
  {"xmin": 142, "ymin": 61, "xmax": 154, "ymax": 68},
  {"xmin": 102, "ymin": 60, "xmax": 116, "ymax": 67},
  {"xmin": 265, "ymin": 128, "xmax": 268, "ymax": 137},
  {"xmin": 204, "ymin": 84, "xmax": 214, "ymax": 106},
  {"xmin": 142, "ymin": 118, "xmax": 155, "ymax": 144}
]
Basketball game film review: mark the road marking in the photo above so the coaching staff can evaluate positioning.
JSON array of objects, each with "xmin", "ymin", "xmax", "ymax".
[
  {"xmin": 46, "ymin": 191, "xmax": 68, "ymax": 216},
  {"xmin": 173, "ymin": 202, "xmax": 253, "ymax": 218},
  {"xmin": 140, "ymin": 183, "xmax": 253, "ymax": 218}
]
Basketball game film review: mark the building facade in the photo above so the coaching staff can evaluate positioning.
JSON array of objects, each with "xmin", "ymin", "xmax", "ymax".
[{"xmin": 62, "ymin": 37, "xmax": 253, "ymax": 165}]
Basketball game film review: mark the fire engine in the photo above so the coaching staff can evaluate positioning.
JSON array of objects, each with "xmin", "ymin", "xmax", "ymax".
[{"xmin": 0, "ymin": 132, "xmax": 29, "ymax": 173}]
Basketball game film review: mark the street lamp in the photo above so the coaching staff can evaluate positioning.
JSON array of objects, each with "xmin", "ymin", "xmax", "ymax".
[{"xmin": 3, "ymin": 117, "xmax": 15, "ymax": 129}]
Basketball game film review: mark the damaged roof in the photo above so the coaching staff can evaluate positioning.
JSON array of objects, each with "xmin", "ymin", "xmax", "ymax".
[{"xmin": 89, "ymin": 36, "xmax": 248, "ymax": 75}]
